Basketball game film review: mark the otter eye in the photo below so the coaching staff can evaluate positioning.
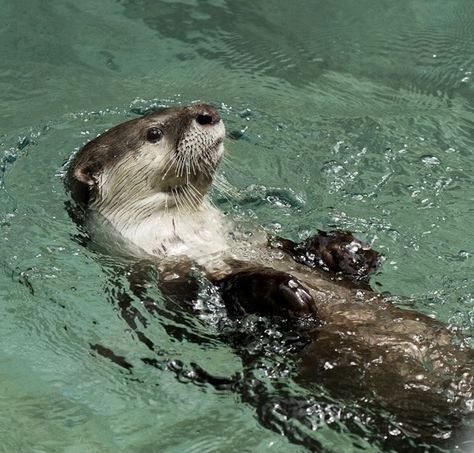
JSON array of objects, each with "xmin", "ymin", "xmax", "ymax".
[{"xmin": 146, "ymin": 127, "xmax": 163, "ymax": 143}]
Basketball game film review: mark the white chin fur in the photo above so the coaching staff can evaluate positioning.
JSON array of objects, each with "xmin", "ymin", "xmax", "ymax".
[{"xmin": 90, "ymin": 200, "xmax": 230, "ymax": 262}]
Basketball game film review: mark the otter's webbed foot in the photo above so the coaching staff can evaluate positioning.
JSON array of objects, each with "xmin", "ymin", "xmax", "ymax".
[
  {"xmin": 273, "ymin": 230, "xmax": 381, "ymax": 284},
  {"xmin": 215, "ymin": 269, "xmax": 317, "ymax": 318}
]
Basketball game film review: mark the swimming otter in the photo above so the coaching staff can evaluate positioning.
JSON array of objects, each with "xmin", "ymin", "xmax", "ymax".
[{"xmin": 66, "ymin": 103, "xmax": 473, "ymax": 448}]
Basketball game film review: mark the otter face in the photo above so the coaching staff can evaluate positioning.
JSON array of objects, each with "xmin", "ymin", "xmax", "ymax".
[{"xmin": 67, "ymin": 103, "xmax": 225, "ymax": 216}]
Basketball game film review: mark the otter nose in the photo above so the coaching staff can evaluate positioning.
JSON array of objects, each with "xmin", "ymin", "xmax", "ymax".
[{"xmin": 193, "ymin": 104, "xmax": 221, "ymax": 126}]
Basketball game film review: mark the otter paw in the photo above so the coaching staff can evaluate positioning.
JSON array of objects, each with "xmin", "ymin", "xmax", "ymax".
[
  {"xmin": 273, "ymin": 230, "xmax": 381, "ymax": 284},
  {"xmin": 216, "ymin": 269, "xmax": 317, "ymax": 318}
]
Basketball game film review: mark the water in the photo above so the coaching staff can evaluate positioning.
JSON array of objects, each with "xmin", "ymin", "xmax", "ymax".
[{"xmin": 1, "ymin": 0, "xmax": 474, "ymax": 450}]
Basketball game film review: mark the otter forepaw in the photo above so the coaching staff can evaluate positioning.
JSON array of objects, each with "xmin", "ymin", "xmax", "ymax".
[
  {"xmin": 273, "ymin": 230, "xmax": 381, "ymax": 284},
  {"xmin": 216, "ymin": 269, "xmax": 317, "ymax": 318}
]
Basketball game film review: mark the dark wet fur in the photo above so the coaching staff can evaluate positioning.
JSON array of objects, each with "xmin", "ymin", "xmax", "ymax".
[
  {"xmin": 216, "ymin": 268, "xmax": 317, "ymax": 318},
  {"xmin": 87, "ymin": 233, "xmax": 474, "ymax": 452}
]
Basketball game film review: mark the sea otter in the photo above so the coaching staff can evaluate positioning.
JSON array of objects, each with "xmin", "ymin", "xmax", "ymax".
[{"xmin": 66, "ymin": 103, "xmax": 473, "ymax": 449}]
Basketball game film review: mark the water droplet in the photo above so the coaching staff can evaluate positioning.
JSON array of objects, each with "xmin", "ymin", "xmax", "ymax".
[
  {"xmin": 333, "ymin": 140, "xmax": 344, "ymax": 153},
  {"xmin": 239, "ymin": 108, "xmax": 254, "ymax": 119},
  {"xmin": 228, "ymin": 126, "xmax": 248, "ymax": 140},
  {"xmin": 17, "ymin": 136, "xmax": 30, "ymax": 150},
  {"xmin": 458, "ymin": 250, "xmax": 470, "ymax": 260},
  {"xmin": 421, "ymin": 155, "xmax": 441, "ymax": 166},
  {"xmin": 266, "ymin": 222, "xmax": 282, "ymax": 233},
  {"xmin": 389, "ymin": 427, "xmax": 402, "ymax": 436},
  {"xmin": 321, "ymin": 161, "xmax": 344, "ymax": 175}
]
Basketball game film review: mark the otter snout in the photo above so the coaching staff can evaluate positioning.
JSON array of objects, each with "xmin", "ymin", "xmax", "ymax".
[{"xmin": 189, "ymin": 103, "xmax": 221, "ymax": 126}]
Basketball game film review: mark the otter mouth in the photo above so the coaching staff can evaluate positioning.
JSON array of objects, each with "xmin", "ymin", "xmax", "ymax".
[
  {"xmin": 162, "ymin": 177, "xmax": 209, "ymax": 195},
  {"xmin": 163, "ymin": 183, "xmax": 190, "ymax": 194}
]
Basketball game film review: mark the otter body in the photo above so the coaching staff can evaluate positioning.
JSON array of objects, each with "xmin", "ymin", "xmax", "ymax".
[{"xmin": 66, "ymin": 103, "xmax": 473, "ymax": 447}]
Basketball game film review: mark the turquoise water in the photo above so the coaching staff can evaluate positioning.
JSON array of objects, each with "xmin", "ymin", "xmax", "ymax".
[{"xmin": 1, "ymin": 0, "xmax": 474, "ymax": 451}]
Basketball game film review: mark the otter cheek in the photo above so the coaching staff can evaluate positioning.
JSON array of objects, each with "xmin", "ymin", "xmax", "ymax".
[{"xmin": 138, "ymin": 143, "xmax": 172, "ymax": 190}]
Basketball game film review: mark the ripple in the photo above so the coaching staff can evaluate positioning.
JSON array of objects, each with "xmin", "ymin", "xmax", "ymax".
[{"xmin": 0, "ymin": 0, "xmax": 471, "ymax": 450}]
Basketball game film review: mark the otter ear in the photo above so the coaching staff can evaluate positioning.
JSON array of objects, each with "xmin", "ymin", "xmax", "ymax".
[
  {"xmin": 68, "ymin": 165, "xmax": 99, "ymax": 206},
  {"xmin": 73, "ymin": 166, "xmax": 97, "ymax": 187}
]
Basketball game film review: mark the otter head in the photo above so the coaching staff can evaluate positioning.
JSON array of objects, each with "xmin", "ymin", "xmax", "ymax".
[{"xmin": 67, "ymin": 104, "xmax": 225, "ymax": 224}]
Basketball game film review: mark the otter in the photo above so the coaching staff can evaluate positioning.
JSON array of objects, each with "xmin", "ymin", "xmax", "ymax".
[{"xmin": 66, "ymin": 103, "xmax": 474, "ymax": 449}]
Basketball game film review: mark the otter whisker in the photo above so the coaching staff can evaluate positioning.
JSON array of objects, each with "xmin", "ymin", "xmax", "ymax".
[
  {"xmin": 189, "ymin": 153, "xmax": 199, "ymax": 176},
  {"xmin": 161, "ymin": 154, "xmax": 178, "ymax": 180},
  {"xmin": 183, "ymin": 186, "xmax": 199, "ymax": 212},
  {"xmin": 185, "ymin": 154, "xmax": 192, "ymax": 176},
  {"xmin": 185, "ymin": 183, "xmax": 204, "ymax": 209},
  {"xmin": 188, "ymin": 182, "xmax": 218, "ymax": 211},
  {"xmin": 174, "ymin": 155, "xmax": 182, "ymax": 178},
  {"xmin": 219, "ymin": 150, "xmax": 233, "ymax": 164},
  {"xmin": 177, "ymin": 154, "xmax": 187, "ymax": 179},
  {"xmin": 179, "ymin": 186, "xmax": 196, "ymax": 212},
  {"xmin": 170, "ymin": 188, "xmax": 178, "ymax": 213},
  {"xmin": 213, "ymin": 174, "xmax": 238, "ymax": 200},
  {"xmin": 186, "ymin": 181, "xmax": 203, "ymax": 198}
]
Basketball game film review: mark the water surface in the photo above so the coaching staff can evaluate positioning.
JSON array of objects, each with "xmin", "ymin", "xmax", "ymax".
[{"xmin": 1, "ymin": 0, "xmax": 474, "ymax": 451}]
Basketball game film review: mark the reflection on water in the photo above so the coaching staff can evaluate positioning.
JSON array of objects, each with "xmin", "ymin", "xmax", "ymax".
[{"xmin": 1, "ymin": 0, "xmax": 474, "ymax": 451}]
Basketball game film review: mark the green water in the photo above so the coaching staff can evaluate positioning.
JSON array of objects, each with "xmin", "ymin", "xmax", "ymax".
[{"xmin": 1, "ymin": 0, "xmax": 474, "ymax": 451}]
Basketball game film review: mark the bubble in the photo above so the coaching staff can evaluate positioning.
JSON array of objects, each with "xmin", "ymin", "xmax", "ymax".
[{"xmin": 420, "ymin": 155, "xmax": 441, "ymax": 166}]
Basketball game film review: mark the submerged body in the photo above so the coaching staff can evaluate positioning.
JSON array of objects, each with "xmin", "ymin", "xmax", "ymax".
[{"xmin": 67, "ymin": 103, "xmax": 473, "ymax": 446}]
